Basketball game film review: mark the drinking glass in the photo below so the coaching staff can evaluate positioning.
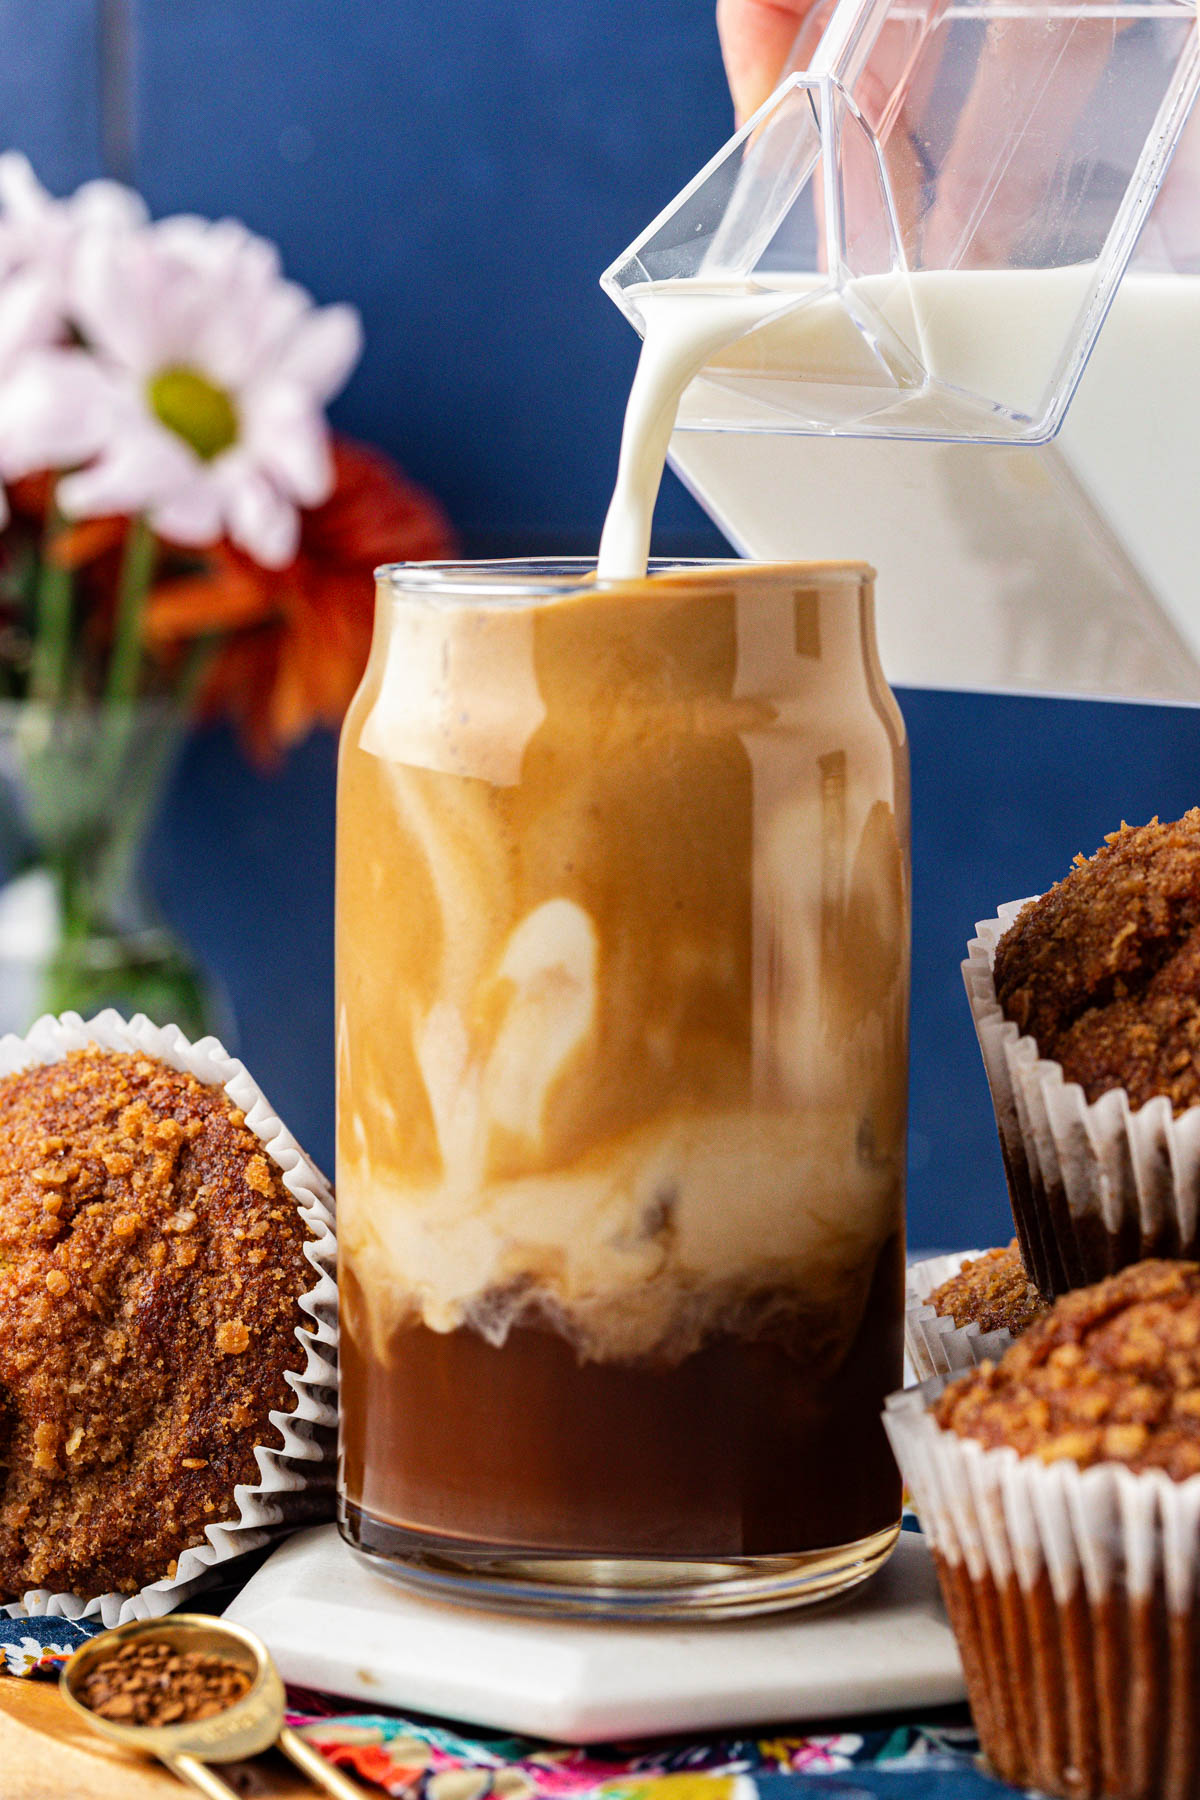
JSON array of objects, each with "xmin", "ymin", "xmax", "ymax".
[{"xmin": 336, "ymin": 558, "xmax": 910, "ymax": 1618}]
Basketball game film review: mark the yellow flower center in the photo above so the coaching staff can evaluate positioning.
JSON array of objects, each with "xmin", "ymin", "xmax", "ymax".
[{"xmin": 147, "ymin": 365, "xmax": 238, "ymax": 462}]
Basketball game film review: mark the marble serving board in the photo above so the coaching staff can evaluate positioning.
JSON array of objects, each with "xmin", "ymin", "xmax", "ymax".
[{"xmin": 224, "ymin": 1526, "xmax": 964, "ymax": 1743}]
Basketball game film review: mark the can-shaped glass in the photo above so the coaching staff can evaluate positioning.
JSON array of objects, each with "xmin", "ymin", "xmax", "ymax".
[{"xmin": 336, "ymin": 559, "xmax": 910, "ymax": 1618}]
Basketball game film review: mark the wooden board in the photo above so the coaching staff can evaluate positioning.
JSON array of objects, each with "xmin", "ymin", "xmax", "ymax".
[{"xmin": 0, "ymin": 1679, "xmax": 317, "ymax": 1798}]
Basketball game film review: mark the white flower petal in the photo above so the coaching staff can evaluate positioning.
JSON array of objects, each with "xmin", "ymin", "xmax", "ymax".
[
  {"xmin": 239, "ymin": 384, "xmax": 332, "ymax": 504},
  {"xmin": 151, "ymin": 475, "xmax": 226, "ymax": 546},
  {"xmin": 69, "ymin": 178, "xmax": 148, "ymax": 232},
  {"xmin": 0, "ymin": 158, "xmax": 146, "ymax": 346},
  {"xmin": 0, "ymin": 349, "xmax": 112, "ymax": 474},
  {"xmin": 71, "ymin": 229, "xmax": 165, "ymax": 371},
  {"xmin": 0, "ymin": 268, "xmax": 58, "ymax": 367},
  {"xmin": 273, "ymin": 302, "xmax": 362, "ymax": 399},
  {"xmin": 58, "ymin": 423, "xmax": 195, "ymax": 518},
  {"xmin": 0, "ymin": 153, "xmax": 48, "ymax": 223},
  {"xmin": 201, "ymin": 277, "xmax": 307, "ymax": 388},
  {"xmin": 224, "ymin": 465, "xmax": 299, "ymax": 567}
]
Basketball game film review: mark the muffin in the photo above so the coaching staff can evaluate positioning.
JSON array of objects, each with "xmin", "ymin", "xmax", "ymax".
[
  {"xmin": 0, "ymin": 1040, "xmax": 331, "ymax": 1609},
  {"xmin": 928, "ymin": 1240, "xmax": 1048, "ymax": 1337},
  {"xmin": 886, "ymin": 1260, "xmax": 1200, "ymax": 1800},
  {"xmin": 905, "ymin": 1242, "xmax": 1048, "ymax": 1380},
  {"xmin": 995, "ymin": 813, "xmax": 1200, "ymax": 1113},
  {"xmin": 963, "ymin": 811, "xmax": 1200, "ymax": 1295}
]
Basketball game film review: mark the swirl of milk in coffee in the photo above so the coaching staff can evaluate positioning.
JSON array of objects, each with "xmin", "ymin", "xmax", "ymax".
[{"xmin": 337, "ymin": 568, "xmax": 907, "ymax": 1370}]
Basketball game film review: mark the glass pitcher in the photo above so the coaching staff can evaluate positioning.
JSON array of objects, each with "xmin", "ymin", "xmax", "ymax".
[{"xmin": 603, "ymin": 0, "xmax": 1200, "ymax": 700}]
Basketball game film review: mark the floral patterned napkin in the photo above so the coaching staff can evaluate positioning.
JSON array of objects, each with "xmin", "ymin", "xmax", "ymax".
[{"xmin": 1, "ymin": 1615, "xmax": 1020, "ymax": 1799}]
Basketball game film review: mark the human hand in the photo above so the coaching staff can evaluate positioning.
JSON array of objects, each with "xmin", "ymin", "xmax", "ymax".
[
  {"xmin": 715, "ymin": 0, "xmax": 1176, "ymax": 273},
  {"xmin": 716, "ymin": 0, "xmax": 820, "ymax": 125}
]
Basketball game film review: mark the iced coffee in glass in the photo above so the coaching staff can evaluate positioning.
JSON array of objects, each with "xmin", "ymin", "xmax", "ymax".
[{"xmin": 336, "ymin": 559, "xmax": 909, "ymax": 1617}]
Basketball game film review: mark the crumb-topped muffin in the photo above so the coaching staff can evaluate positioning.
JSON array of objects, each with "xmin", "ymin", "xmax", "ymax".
[
  {"xmin": 968, "ymin": 812, "xmax": 1200, "ymax": 1296},
  {"xmin": 927, "ymin": 1240, "xmax": 1049, "ymax": 1339},
  {"xmin": 0, "ymin": 1048, "xmax": 315, "ymax": 1602},
  {"xmin": 934, "ymin": 1258, "xmax": 1200, "ymax": 1474},
  {"xmin": 994, "ymin": 810, "xmax": 1200, "ymax": 1113},
  {"xmin": 887, "ymin": 1260, "xmax": 1200, "ymax": 1800}
]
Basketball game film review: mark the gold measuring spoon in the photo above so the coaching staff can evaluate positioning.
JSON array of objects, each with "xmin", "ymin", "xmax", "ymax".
[{"xmin": 61, "ymin": 1613, "xmax": 367, "ymax": 1800}]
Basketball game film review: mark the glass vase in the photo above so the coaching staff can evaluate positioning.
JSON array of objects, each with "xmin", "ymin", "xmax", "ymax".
[{"xmin": 0, "ymin": 702, "xmax": 230, "ymax": 1041}]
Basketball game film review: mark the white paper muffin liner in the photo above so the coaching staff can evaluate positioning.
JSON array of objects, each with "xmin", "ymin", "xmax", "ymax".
[
  {"xmin": 964, "ymin": 898, "xmax": 1200, "ymax": 1298},
  {"xmin": 905, "ymin": 1251, "xmax": 1017, "ymax": 1382},
  {"xmin": 0, "ymin": 1009, "xmax": 338, "ymax": 1629},
  {"xmin": 885, "ymin": 1379, "xmax": 1200, "ymax": 1798}
]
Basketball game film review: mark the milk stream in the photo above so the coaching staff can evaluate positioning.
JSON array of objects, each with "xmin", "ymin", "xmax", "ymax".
[{"xmin": 597, "ymin": 283, "xmax": 803, "ymax": 579}]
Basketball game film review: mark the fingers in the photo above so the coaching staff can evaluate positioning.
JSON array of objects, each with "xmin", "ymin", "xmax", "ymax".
[
  {"xmin": 716, "ymin": 0, "xmax": 813, "ymax": 124},
  {"xmin": 921, "ymin": 21, "xmax": 1114, "ymax": 268}
]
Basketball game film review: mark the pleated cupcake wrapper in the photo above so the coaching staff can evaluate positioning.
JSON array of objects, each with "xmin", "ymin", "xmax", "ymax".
[
  {"xmin": 905, "ymin": 1252, "xmax": 1016, "ymax": 1383},
  {"xmin": 0, "ymin": 1010, "xmax": 338, "ymax": 1630},
  {"xmin": 964, "ymin": 899, "xmax": 1200, "ymax": 1298},
  {"xmin": 885, "ymin": 1381, "xmax": 1200, "ymax": 1799}
]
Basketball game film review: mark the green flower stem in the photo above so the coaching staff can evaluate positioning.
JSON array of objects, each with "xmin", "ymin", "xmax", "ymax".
[
  {"xmin": 177, "ymin": 630, "xmax": 220, "ymax": 709},
  {"xmin": 92, "ymin": 635, "xmax": 220, "ymax": 911},
  {"xmin": 105, "ymin": 514, "xmax": 156, "ymax": 706},
  {"xmin": 29, "ymin": 497, "xmax": 75, "ymax": 705}
]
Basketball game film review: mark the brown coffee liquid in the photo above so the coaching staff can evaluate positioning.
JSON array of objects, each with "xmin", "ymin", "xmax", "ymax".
[{"xmin": 340, "ymin": 1231, "xmax": 903, "ymax": 1559}]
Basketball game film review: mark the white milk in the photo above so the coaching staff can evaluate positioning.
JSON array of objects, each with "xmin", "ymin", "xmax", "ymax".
[
  {"xmin": 597, "ymin": 282, "xmax": 805, "ymax": 580},
  {"xmin": 600, "ymin": 268, "xmax": 1200, "ymax": 699}
]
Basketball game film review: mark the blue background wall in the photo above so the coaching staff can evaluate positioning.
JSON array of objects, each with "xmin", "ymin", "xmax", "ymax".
[{"xmin": 6, "ymin": 0, "xmax": 1200, "ymax": 1248}]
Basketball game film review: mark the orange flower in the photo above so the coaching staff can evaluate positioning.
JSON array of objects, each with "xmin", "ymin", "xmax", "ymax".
[
  {"xmin": 155, "ymin": 435, "xmax": 454, "ymax": 761},
  {"xmin": 145, "ymin": 542, "xmax": 276, "ymax": 641},
  {"xmin": 4, "ymin": 471, "xmax": 55, "ymax": 522},
  {"xmin": 51, "ymin": 516, "xmax": 130, "ymax": 569}
]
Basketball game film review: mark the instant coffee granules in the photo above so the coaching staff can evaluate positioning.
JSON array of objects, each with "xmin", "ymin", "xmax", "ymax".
[{"xmin": 75, "ymin": 1637, "xmax": 252, "ymax": 1726}]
